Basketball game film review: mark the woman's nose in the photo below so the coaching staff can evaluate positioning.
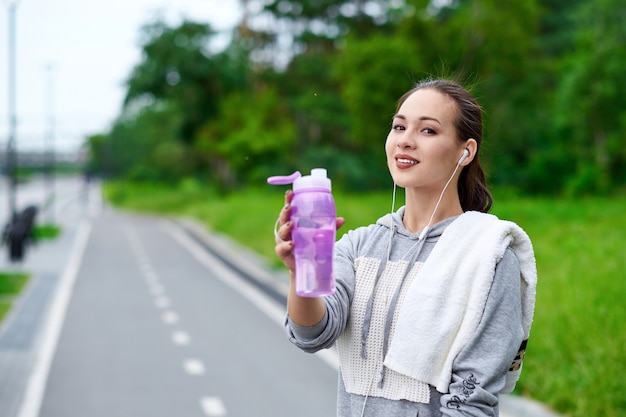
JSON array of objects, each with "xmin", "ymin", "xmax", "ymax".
[{"xmin": 396, "ymin": 133, "xmax": 416, "ymax": 149}]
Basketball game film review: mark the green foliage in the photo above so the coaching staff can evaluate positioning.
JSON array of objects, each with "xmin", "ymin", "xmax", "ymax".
[
  {"xmin": 104, "ymin": 105, "xmax": 191, "ymax": 181},
  {"xmin": 490, "ymin": 195, "xmax": 626, "ymax": 417},
  {"xmin": 333, "ymin": 34, "xmax": 425, "ymax": 148},
  {"xmin": 195, "ymin": 88, "xmax": 297, "ymax": 187},
  {"xmin": 85, "ymin": 0, "xmax": 626, "ymax": 198},
  {"xmin": 261, "ymin": 0, "xmax": 396, "ymax": 43},
  {"xmin": 0, "ymin": 271, "xmax": 29, "ymax": 294},
  {"xmin": 0, "ymin": 271, "xmax": 30, "ymax": 323},
  {"xmin": 90, "ymin": 18, "xmax": 252, "ymax": 184},
  {"xmin": 32, "ymin": 224, "xmax": 61, "ymax": 240},
  {"xmin": 553, "ymin": 0, "xmax": 626, "ymax": 195},
  {"xmin": 125, "ymin": 20, "xmax": 224, "ymax": 140}
]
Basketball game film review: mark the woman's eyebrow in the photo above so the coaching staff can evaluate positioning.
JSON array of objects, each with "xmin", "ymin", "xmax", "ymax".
[{"xmin": 392, "ymin": 114, "xmax": 441, "ymax": 125}]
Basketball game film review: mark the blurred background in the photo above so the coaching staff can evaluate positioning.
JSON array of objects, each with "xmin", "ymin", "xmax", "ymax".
[
  {"xmin": 0, "ymin": 1, "xmax": 625, "ymax": 417},
  {"xmin": 2, "ymin": 0, "xmax": 625, "ymax": 196}
]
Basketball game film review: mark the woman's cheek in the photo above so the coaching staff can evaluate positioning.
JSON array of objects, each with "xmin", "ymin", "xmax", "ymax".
[{"xmin": 384, "ymin": 136, "xmax": 394, "ymax": 157}]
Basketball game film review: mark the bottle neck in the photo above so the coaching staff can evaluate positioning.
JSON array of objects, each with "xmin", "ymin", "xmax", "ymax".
[{"xmin": 294, "ymin": 187, "xmax": 331, "ymax": 194}]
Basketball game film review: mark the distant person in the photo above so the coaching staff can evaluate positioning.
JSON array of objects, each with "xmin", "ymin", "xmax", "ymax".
[{"xmin": 273, "ymin": 78, "xmax": 537, "ymax": 416}]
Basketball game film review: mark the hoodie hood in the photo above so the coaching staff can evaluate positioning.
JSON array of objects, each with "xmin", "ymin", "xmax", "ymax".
[{"xmin": 376, "ymin": 205, "xmax": 456, "ymax": 241}]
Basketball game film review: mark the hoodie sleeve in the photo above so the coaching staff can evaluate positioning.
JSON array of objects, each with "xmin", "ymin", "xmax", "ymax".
[
  {"xmin": 440, "ymin": 248, "xmax": 525, "ymax": 417},
  {"xmin": 284, "ymin": 230, "xmax": 357, "ymax": 353}
]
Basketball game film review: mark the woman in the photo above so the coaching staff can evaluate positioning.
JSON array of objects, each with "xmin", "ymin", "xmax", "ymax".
[{"xmin": 274, "ymin": 78, "xmax": 537, "ymax": 416}]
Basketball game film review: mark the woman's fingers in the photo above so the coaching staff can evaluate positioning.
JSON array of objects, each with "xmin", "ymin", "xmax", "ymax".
[
  {"xmin": 275, "ymin": 190, "xmax": 294, "ymax": 242},
  {"xmin": 274, "ymin": 190, "xmax": 295, "ymax": 270},
  {"xmin": 275, "ymin": 220, "xmax": 294, "ymax": 243},
  {"xmin": 280, "ymin": 190, "xmax": 294, "ymax": 222},
  {"xmin": 275, "ymin": 240, "xmax": 295, "ymax": 271}
]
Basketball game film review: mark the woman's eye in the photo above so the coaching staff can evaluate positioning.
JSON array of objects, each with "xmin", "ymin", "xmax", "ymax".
[
  {"xmin": 392, "ymin": 124, "xmax": 405, "ymax": 131},
  {"xmin": 422, "ymin": 127, "xmax": 436, "ymax": 135}
]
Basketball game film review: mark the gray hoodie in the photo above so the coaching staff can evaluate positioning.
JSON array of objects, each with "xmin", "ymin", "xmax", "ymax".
[{"xmin": 285, "ymin": 207, "xmax": 524, "ymax": 417}]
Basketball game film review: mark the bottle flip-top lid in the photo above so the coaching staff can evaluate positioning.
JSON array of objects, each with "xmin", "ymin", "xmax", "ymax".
[{"xmin": 267, "ymin": 168, "xmax": 331, "ymax": 191}]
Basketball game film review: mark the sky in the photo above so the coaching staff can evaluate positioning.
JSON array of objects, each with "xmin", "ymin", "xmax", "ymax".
[{"xmin": 0, "ymin": 0, "xmax": 242, "ymax": 153}]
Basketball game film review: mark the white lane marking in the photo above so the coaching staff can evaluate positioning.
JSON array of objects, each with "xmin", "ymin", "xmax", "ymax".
[
  {"xmin": 164, "ymin": 222, "xmax": 340, "ymax": 370},
  {"xmin": 149, "ymin": 283, "xmax": 165, "ymax": 296},
  {"xmin": 172, "ymin": 330, "xmax": 190, "ymax": 345},
  {"xmin": 154, "ymin": 296, "xmax": 171, "ymax": 308},
  {"xmin": 184, "ymin": 359, "xmax": 206, "ymax": 375},
  {"xmin": 139, "ymin": 262, "xmax": 154, "ymax": 275},
  {"xmin": 17, "ymin": 220, "xmax": 93, "ymax": 417},
  {"xmin": 143, "ymin": 270, "xmax": 159, "ymax": 284},
  {"xmin": 165, "ymin": 223, "xmax": 285, "ymax": 323},
  {"xmin": 200, "ymin": 396, "xmax": 227, "ymax": 416},
  {"xmin": 162, "ymin": 311, "xmax": 179, "ymax": 324}
]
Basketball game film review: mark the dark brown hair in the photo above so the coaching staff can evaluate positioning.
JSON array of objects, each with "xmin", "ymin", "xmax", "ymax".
[{"xmin": 396, "ymin": 79, "xmax": 493, "ymax": 213}]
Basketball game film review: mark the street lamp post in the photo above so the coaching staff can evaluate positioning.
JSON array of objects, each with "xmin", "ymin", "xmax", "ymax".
[
  {"xmin": 4, "ymin": 0, "xmax": 20, "ymax": 221},
  {"xmin": 45, "ymin": 63, "xmax": 55, "ymax": 223}
]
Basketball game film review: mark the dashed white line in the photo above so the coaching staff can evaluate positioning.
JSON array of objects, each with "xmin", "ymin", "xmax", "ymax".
[
  {"xmin": 183, "ymin": 359, "xmax": 206, "ymax": 375},
  {"xmin": 162, "ymin": 311, "xmax": 179, "ymax": 324},
  {"xmin": 154, "ymin": 296, "xmax": 171, "ymax": 308},
  {"xmin": 172, "ymin": 330, "xmax": 190, "ymax": 345},
  {"xmin": 149, "ymin": 283, "xmax": 165, "ymax": 296},
  {"xmin": 143, "ymin": 271, "xmax": 159, "ymax": 285},
  {"xmin": 128, "ymin": 222, "xmax": 230, "ymax": 417},
  {"xmin": 140, "ymin": 262, "xmax": 154, "ymax": 276},
  {"xmin": 200, "ymin": 396, "xmax": 227, "ymax": 416}
]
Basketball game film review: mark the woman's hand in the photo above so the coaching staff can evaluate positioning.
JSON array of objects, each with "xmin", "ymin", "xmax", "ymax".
[{"xmin": 275, "ymin": 190, "xmax": 296, "ymax": 271}]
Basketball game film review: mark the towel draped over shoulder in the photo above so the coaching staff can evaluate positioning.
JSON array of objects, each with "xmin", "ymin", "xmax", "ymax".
[{"xmin": 383, "ymin": 211, "xmax": 537, "ymax": 394}]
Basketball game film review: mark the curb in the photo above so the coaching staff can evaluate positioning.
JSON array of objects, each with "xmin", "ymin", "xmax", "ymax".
[{"xmin": 500, "ymin": 394, "xmax": 562, "ymax": 417}]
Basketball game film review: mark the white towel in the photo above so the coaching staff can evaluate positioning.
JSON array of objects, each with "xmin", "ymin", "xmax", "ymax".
[{"xmin": 383, "ymin": 211, "xmax": 537, "ymax": 393}]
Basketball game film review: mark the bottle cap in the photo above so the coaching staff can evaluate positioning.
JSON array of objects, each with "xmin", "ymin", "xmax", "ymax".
[{"xmin": 293, "ymin": 168, "xmax": 331, "ymax": 192}]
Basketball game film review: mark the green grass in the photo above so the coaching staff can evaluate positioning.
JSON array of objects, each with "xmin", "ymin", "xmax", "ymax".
[
  {"xmin": 33, "ymin": 224, "xmax": 62, "ymax": 240},
  {"xmin": 0, "ymin": 225, "xmax": 58, "ymax": 324},
  {"xmin": 490, "ymin": 196, "xmax": 626, "ymax": 416},
  {"xmin": 0, "ymin": 271, "xmax": 30, "ymax": 322},
  {"xmin": 104, "ymin": 181, "xmax": 626, "ymax": 417}
]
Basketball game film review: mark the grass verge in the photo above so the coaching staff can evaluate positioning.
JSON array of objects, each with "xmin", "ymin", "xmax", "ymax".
[
  {"xmin": 0, "ymin": 271, "xmax": 30, "ymax": 323},
  {"xmin": 33, "ymin": 224, "xmax": 62, "ymax": 240}
]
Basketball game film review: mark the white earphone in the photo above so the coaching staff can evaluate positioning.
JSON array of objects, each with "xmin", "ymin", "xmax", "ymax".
[{"xmin": 457, "ymin": 149, "xmax": 470, "ymax": 165}]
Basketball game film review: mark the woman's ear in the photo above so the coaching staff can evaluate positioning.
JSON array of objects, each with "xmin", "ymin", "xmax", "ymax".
[{"xmin": 461, "ymin": 139, "xmax": 478, "ymax": 166}]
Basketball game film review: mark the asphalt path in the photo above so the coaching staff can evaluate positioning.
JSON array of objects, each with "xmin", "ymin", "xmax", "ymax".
[
  {"xmin": 0, "ymin": 177, "xmax": 337, "ymax": 417},
  {"xmin": 0, "ymin": 176, "xmax": 560, "ymax": 417}
]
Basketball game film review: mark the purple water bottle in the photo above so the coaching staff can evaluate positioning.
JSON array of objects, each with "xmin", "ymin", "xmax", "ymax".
[{"xmin": 267, "ymin": 168, "xmax": 336, "ymax": 297}]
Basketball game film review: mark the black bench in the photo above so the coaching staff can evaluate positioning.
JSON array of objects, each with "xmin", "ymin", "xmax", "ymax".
[{"xmin": 3, "ymin": 205, "xmax": 38, "ymax": 262}]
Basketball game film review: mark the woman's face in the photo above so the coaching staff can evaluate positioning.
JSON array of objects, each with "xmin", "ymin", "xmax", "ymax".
[{"xmin": 385, "ymin": 88, "xmax": 464, "ymax": 190}]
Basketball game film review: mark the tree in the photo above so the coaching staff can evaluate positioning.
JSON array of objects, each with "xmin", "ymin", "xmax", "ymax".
[
  {"xmin": 124, "ymin": 19, "xmax": 250, "ymax": 143},
  {"xmin": 330, "ymin": 34, "xmax": 427, "ymax": 188},
  {"xmin": 195, "ymin": 87, "xmax": 297, "ymax": 188},
  {"xmin": 553, "ymin": 0, "xmax": 626, "ymax": 194},
  {"xmin": 255, "ymin": 0, "xmax": 401, "ymax": 67},
  {"xmin": 98, "ymin": 19, "xmax": 252, "ymax": 184},
  {"xmin": 101, "ymin": 104, "xmax": 190, "ymax": 181}
]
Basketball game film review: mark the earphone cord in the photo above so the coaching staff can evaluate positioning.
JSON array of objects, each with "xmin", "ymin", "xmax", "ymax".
[
  {"xmin": 387, "ymin": 183, "xmax": 397, "ymax": 261},
  {"xmin": 388, "ymin": 159, "xmax": 463, "ymax": 261},
  {"xmin": 359, "ymin": 159, "xmax": 464, "ymax": 415},
  {"xmin": 419, "ymin": 159, "xmax": 463, "ymax": 240}
]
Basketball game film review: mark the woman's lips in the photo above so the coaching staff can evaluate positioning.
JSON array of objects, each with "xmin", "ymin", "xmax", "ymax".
[{"xmin": 395, "ymin": 155, "xmax": 418, "ymax": 168}]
